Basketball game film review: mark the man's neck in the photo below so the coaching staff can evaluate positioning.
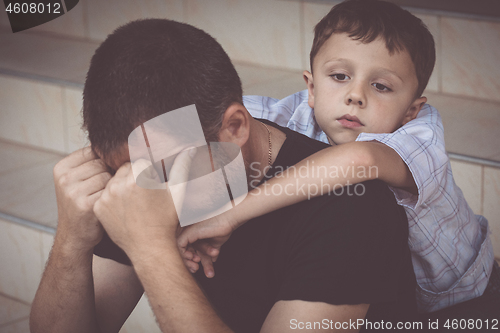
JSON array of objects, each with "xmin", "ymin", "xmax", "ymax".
[{"xmin": 245, "ymin": 118, "xmax": 286, "ymax": 187}]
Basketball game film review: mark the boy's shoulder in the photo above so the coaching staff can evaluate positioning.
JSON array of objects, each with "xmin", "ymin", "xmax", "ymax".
[{"xmin": 244, "ymin": 90, "xmax": 328, "ymax": 143}]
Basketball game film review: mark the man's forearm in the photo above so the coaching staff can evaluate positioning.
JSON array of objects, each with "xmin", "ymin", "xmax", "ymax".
[
  {"xmin": 130, "ymin": 241, "xmax": 233, "ymax": 333},
  {"xmin": 30, "ymin": 237, "xmax": 100, "ymax": 333}
]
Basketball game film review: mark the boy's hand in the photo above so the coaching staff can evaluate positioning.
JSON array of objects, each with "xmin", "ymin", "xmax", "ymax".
[{"xmin": 178, "ymin": 214, "xmax": 237, "ymax": 278}]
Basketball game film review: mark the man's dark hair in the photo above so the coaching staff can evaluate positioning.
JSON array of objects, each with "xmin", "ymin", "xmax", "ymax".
[
  {"xmin": 310, "ymin": 0, "xmax": 435, "ymax": 98},
  {"xmin": 83, "ymin": 19, "xmax": 243, "ymax": 160}
]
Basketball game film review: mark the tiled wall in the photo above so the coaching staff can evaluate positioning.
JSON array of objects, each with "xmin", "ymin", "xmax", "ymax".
[
  {"xmin": 0, "ymin": 1, "xmax": 499, "ymax": 331},
  {"xmin": 0, "ymin": 219, "xmax": 52, "ymax": 304},
  {"xmin": 0, "ymin": 218, "xmax": 162, "ymax": 332},
  {"xmin": 0, "ymin": 75, "xmax": 66, "ymax": 152},
  {"xmin": 0, "ymin": 75, "xmax": 88, "ymax": 153},
  {"xmin": 4, "ymin": 0, "xmax": 499, "ymax": 101}
]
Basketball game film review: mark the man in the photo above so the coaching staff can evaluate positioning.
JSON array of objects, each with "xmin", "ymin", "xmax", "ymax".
[{"xmin": 30, "ymin": 19, "xmax": 417, "ymax": 333}]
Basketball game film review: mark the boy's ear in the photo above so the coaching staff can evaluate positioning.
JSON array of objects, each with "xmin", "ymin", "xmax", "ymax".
[
  {"xmin": 303, "ymin": 70, "xmax": 315, "ymax": 109},
  {"xmin": 218, "ymin": 103, "xmax": 250, "ymax": 147},
  {"xmin": 402, "ymin": 96, "xmax": 427, "ymax": 126}
]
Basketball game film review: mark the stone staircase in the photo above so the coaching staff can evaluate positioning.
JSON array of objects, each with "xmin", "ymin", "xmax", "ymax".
[{"xmin": 0, "ymin": 3, "xmax": 499, "ymax": 332}]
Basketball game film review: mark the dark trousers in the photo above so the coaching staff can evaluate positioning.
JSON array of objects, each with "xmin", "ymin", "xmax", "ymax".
[{"xmin": 420, "ymin": 261, "xmax": 500, "ymax": 331}]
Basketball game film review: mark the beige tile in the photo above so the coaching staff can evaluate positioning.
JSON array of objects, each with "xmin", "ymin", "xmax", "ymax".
[
  {"xmin": 244, "ymin": 71, "xmax": 306, "ymax": 100},
  {"xmin": 302, "ymin": 2, "xmax": 339, "ymax": 71},
  {"xmin": 0, "ymin": 140, "xmax": 59, "ymax": 173},
  {"xmin": 0, "ymin": 295, "xmax": 30, "ymax": 326},
  {"xmin": 234, "ymin": 62, "xmax": 305, "ymax": 99},
  {"xmin": 0, "ymin": 31, "xmax": 99, "ymax": 85},
  {"xmin": 30, "ymin": 0, "xmax": 86, "ymax": 39},
  {"xmin": 186, "ymin": 0, "xmax": 302, "ymax": 71},
  {"xmin": 235, "ymin": 62, "xmax": 289, "ymax": 91},
  {"xmin": 414, "ymin": 14, "xmax": 439, "ymax": 93},
  {"xmin": 0, "ymin": 142, "xmax": 60, "ymax": 228},
  {"xmin": 120, "ymin": 294, "xmax": 161, "ymax": 333},
  {"xmin": 87, "ymin": 0, "xmax": 184, "ymax": 41},
  {"xmin": 0, "ymin": 219, "xmax": 44, "ymax": 303},
  {"xmin": 483, "ymin": 167, "xmax": 500, "ymax": 259},
  {"xmin": 426, "ymin": 92, "xmax": 500, "ymax": 162},
  {"xmin": 0, "ymin": 75, "xmax": 65, "ymax": 152},
  {"xmin": 64, "ymin": 87, "xmax": 88, "ymax": 153},
  {"xmin": 441, "ymin": 18, "xmax": 500, "ymax": 102},
  {"xmin": 449, "ymin": 160, "xmax": 483, "ymax": 215},
  {"xmin": 0, "ymin": 318, "xmax": 30, "ymax": 333},
  {"xmin": 491, "ymin": 152, "xmax": 500, "ymax": 163}
]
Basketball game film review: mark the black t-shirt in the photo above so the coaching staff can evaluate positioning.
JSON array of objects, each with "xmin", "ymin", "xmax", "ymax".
[{"xmin": 95, "ymin": 119, "xmax": 417, "ymax": 332}]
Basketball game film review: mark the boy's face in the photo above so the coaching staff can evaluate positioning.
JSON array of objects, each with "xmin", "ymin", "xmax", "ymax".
[{"xmin": 306, "ymin": 33, "xmax": 426, "ymax": 145}]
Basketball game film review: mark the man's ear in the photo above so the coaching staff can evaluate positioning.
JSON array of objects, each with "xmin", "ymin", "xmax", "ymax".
[
  {"xmin": 218, "ymin": 103, "xmax": 250, "ymax": 147},
  {"xmin": 402, "ymin": 96, "xmax": 427, "ymax": 126},
  {"xmin": 303, "ymin": 70, "xmax": 315, "ymax": 109}
]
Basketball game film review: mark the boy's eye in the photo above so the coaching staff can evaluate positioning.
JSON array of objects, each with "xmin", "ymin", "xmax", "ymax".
[
  {"xmin": 373, "ymin": 83, "xmax": 391, "ymax": 92},
  {"xmin": 330, "ymin": 73, "xmax": 350, "ymax": 81}
]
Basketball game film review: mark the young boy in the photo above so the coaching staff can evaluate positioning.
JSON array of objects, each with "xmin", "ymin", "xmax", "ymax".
[{"xmin": 179, "ymin": 0, "xmax": 497, "ymax": 317}]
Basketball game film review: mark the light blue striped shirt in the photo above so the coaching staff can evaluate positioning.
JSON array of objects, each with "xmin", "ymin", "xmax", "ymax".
[{"xmin": 244, "ymin": 90, "xmax": 494, "ymax": 313}]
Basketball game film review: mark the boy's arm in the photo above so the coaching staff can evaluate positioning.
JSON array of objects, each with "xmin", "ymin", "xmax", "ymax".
[
  {"xmin": 232, "ymin": 140, "xmax": 415, "ymax": 224},
  {"xmin": 178, "ymin": 141, "xmax": 415, "ymax": 277}
]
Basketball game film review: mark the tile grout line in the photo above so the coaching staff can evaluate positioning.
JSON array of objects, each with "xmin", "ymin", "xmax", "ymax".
[
  {"xmin": 39, "ymin": 212, "xmax": 46, "ymax": 275},
  {"xmin": 0, "ymin": 211, "xmax": 56, "ymax": 234},
  {"xmin": 437, "ymin": 15, "xmax": 443, "ymax": 93},
  {"xmin": 61, "ymin": 87, "xmax": 69, "ymax": 153},
  {"xmin": 0, "ymin": 291, "xmax": 31, "ymax": 306},
  {"xmin": 0, "ymin": 315, "xmax": 30, "ymax": 329},
  {"xmin": 448, "ymin": 153, "xmax": 500, "ymax": 169},
  {"xmin": 0, "ymin": 137, "xmax": 67, "ymax": 158},
  {"xmin": 82, "ymin": 0, "xmax": 90, "ymax": 41},
  {"xmin": 299, "ymin": 0, "xmax": 306, "ymax": 70},
  {"xmin": 426, "ymin": 90, "xmax": 500, "ymax": 106},
  {"xmin": 480, "ymin": 165, "xmax": 485, "ymax": 216},
  {"xmin": 182, "ymin": 0, "xmax": 189, "ymax": 23}
]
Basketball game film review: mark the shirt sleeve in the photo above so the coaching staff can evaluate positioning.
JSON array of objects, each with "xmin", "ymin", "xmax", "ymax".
[
  {"xmin": 276, "ymin": 180, "xmax": 414, "ymax": 307},
  {"xmin": 243, "ymin": 90, "xmax": 330, "ymax": 144},
  {"xmin": 356, "ymin": 104, "xmax": 449, "ymax": 210},
  {"xmin": 243, "ymin": 90, "xmax": 310, "ymax": 126},
  {"xmin": 243, "ymin": 94, "xmax": 294, "ymax": 126}
]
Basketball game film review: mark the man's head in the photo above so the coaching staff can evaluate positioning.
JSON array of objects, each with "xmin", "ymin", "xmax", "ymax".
[
  {"xmin": 305, "ymin": 0, "xmax": 435, "ymax": 145},
  {"xmin": 83, "ymin": 19, "xmax": 244, "ymax": 169}
]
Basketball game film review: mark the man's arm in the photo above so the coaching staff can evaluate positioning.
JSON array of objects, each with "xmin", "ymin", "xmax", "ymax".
[
  {"xmin": 131, "ymin": 241, "xmax": 233, "ymax": 333},
  {"xmin": 30, "ymin": 147, "xmax": 143, "ymax": 333},
  {"xmin": 262, "ymin": 300, "xmax": 369, "ymax": 333},
  {"xmin": 92, "ymin": 153, "xmax": 369, "ymax": 333},
  {"xmin": 135, "ymin": 242, "xmax": 367, "ymax": 333},
  {"xmin": 93, "ymin": 151, "xmax": 234, "ymax": 332}
]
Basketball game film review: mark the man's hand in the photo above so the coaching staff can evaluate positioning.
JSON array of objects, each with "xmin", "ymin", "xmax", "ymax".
[
  {"xmin": 53, "ymin": 146, "xmax": 111, "ymax": 252},
  {"xmin": 93, "ymin": 148, "xmax": 196, "ymax": 259}
]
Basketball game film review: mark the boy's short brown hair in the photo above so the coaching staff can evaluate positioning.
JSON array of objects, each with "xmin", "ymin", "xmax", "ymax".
[{"xmin": 310, "ymin": 0, "xmax": 435, "ymax": 98}]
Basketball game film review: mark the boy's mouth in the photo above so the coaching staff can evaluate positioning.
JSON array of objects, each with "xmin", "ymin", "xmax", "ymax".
[{"xmin": 337, "ymin": 114, "xmax": 363, "ymax": 128}]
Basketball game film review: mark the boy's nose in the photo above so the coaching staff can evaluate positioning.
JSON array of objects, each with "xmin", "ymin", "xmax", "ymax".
[
  {"xmin": 347, "ymin": 98, "xmax": 363, "ymax": 106},
  {"xmin": 345, "ymin": 84, "xmax": 366, "ymax": 108}
]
